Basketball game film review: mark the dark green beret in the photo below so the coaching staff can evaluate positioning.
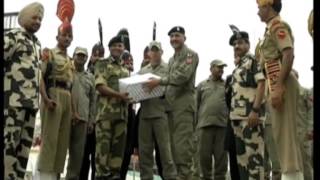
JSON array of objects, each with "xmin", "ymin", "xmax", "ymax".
[
  {"xmin": 168, "ymin": 26, "xmax": 185, "ymax": 36},
  {"xmin": 108, "ymin": 35, "xmax": 124, "ymax": 47}
]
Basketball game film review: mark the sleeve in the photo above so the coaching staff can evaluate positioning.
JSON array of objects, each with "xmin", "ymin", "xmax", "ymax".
[
  {"xmin": 254, "ymin": 60, "xmax": 265, "ymax": 82},
  {"xmin": 94, "ymin": 61, "xmax": 107, "ymax": 86},
  {"xmin": 271, "ymin": 24, "xmax": 293, "ymax": 51},
  {"xmin": 89, "ymin": 75, "xmax": 96, "ymax": 124},
  {"xmin": 164, "ymin": 53, "xmax": 199, "ymax": 86},
  {"xmin": 4, "ymin": 31, "xmax": 17, "ymax": 62}
]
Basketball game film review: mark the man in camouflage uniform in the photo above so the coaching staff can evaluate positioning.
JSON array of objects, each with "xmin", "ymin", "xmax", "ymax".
[
  {"xmin": 146, "ymin": 26, "xmax": 199, "ymax": 180},
  {"xmin": 37, "ymin": 20, "xmax": 74, "ymax": 180},
  {"xmin": 229, "ymin": 29, "xmax": 266, "ymax": 180},
  {"xmin": 65, "ymin": 47, "xmax": 96, "ymax": 180},
  {"xmin": 256, "ymin": 0, "xmax": 304, "ymax": 179},
  {"xmin": 4, "ymin": 2, "xmax": 44, "ymax": 180},
  {"xmin": 94, "ymin": 35, "xmax": 130, "ymax": 180},
  {"xmin": 138, "ymin": 41, "xmax": 177, "ymax": 180},
  {"xmin": 196, "ymin": 59, "xmax": 229, "ymax": 180},
  {"xmin": 291, "ymin": 70, "xmax": 313, "ymax": 180}
]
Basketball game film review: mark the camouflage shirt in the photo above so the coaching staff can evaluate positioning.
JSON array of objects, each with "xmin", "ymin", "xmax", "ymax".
[
  {"xmin": 4, "ymin": 28, "xmax": 41, "ymax": 109},
  {"xmin": 297, "ymin": 86, "xmax": 313, "ymax": 134},
  {"xmin": 95, "ymin": 56, "xmax": 129, "ymax": 121},
  {"xmin": 160, "ymin": 45, "xmax": 199, "ymax": 112},
  {"xmin": 229, "ymin": 52, "xmax": 266, "ymax": 121}
]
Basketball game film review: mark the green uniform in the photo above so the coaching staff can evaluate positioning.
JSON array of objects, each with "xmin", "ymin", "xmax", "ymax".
[
  {"xmin": 230, "ymin": 52, "xmax": 266, "ymax": 180},
  {"xmin": 138, "ymin": 61, "xmax": 177, "ymax": 180},
  {"xmin": 37, "ymin": 47, "xmax": 74, "ymax": 173},
  {"xmin": 196, "ymin": 77, "xmax": 228, "ymax": 180},
  {"xmin": 257, "ymin": 15, "xmax": 303, "ymax": 173},
  {"xmin": 160, "ymin": 45, "xmax": 199, "ymax": 180},
  {"xmin": 4, "ymin": 27, "xmax": 41, "ymax": 180},
  {"xmin": 297, "ymin": 86, "xmax": 313, "ymax": 180},
  {"xmin": 66, "ymin": 70, "xmax": 96, "ymax": 180},
  {"xmin": 94, "ymin": 56, "xmax": 129, "ymax": 178}
]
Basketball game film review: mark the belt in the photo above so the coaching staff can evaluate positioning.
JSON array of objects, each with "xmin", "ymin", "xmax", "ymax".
[{"xmin": 47, "ymin": 79, "xmax": 72, "ymax": 91}]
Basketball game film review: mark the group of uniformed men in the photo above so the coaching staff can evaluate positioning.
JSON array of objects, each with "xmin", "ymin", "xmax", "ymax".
[{"xmin": 4, "ymin": 0, "xmax": 313, "ymax": 180}]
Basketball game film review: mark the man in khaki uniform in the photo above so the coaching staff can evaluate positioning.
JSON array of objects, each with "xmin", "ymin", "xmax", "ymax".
[
  {"xmin": 94, "ymin": 36, "xmax": 130, "ymax": 180},
  {"xmin": 38, "ymin": 20, "xmax": 74, "ymax": 180},
  {"xmin": 145, "ymin": 26, "xmax": 199, "ymax": 180},
  {"xmin": 66, "ymin": 47, "xmax": 96, "ymax": 180},
  {"xmin": 138, "ymin": 41, "xmax": 177, "ymax": 180},
  {"xmin": 4, "ymin": 2, "xmax": 44, "ymax": 180},
  {"xmin": 291, "ymin": 70, "xmax": 313, "ymax": 180},
  {"xmin": 196, "ymin": 59, "xmax": 229, "ymax": 180},
  {"xmin": 256, "ymin": 0, "xmax": 303, "ymax": 179}
]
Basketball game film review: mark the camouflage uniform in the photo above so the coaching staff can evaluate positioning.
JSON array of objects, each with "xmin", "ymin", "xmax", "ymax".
[
  {"xmin": 94, "ymin": 56, "xmax": 129, "ymax": 178},
  {"xmin": 159, "ymin": 44, "xmax": 199, "ymax": 180},
  {"xmin": 66, "ymin": 69, "xmax": 96, "ymax": 180},
  {"xmin": 230, "ymin": 52, "xmax": 266, "ymax": 180},
  {"xmin": 196, "ymin": 77, "xmax": 228, "ymax": 180},
  {"xmin": 256, "ymin": 15, "xmax": 303, "ymax": 173},
  {"xmin": 4, "ymin": 27, "xmax": 42, "ymax": 180},
  {"xmin": 297, "ymin": 86, "xmax": 313, "ymax": 180},
  {"xmin": 37, "ymin": 47, "xmax": 74, "ymax": 173},
  {"xmin": 138, "ymin": 61, "xmax": 177, "ymax": 180}
]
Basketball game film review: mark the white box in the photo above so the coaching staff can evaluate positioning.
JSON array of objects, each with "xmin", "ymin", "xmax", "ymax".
[{"xmin": 119, "ymin": 73, "xmax": 165, "ymax": 102}]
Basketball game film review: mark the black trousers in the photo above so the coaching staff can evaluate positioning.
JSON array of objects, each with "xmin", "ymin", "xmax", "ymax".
[{"xmin": 80, "ymin": 130, "xmax": 96, "ymax": 180}]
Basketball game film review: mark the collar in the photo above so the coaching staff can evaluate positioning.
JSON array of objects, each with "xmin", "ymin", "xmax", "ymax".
[
  {"xmin": 20, "ymin": 27, "xmax": 39, "ymax": 43},
  {"xmin": 208, "ymin": 75, "xmax": 224, "ymax": 82},
  {"xmin": 108, "ymin": 55, "xmax": 122, "ymax": 65},
  {"xmin": 239, "ymin": 51, "xmax": 253, "ymax": 65},
  {"xmin": 174, "ymin": 45, "xmax": 188, "ymax": 58},
  {"xmin": 266, "ymin": 15, "xmax": 281, "ymax": 31}
]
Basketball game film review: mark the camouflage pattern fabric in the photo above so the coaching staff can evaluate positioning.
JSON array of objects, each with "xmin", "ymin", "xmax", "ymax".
[
  {"xmin": 4, "ymin": 107, "xmax": 37, "ymax": 180},
  {"xmin": 4, "ymin": 27, "xmax": 41, "ymax": 180},
  {"xmin": 229, "ymin": 53, "xmax": 266, "ymax": 121},
  {"xmin": 94, "ymin": 56, "xmax": 129, "ymax": 178},
  {"xmin": 95, "ymin": 119, "xmax": 127, "ymax": 177},
  {"xmin": 232, "ymin": 120, "xmax": 264, "ymax": 180}
]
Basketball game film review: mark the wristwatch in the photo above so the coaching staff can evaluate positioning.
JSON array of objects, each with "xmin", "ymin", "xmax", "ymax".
[{"xmin": 252, "ymin": 107, "xmax": 260, "ymax": 113}]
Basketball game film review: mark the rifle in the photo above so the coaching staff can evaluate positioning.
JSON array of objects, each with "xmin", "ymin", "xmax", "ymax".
[{"xmin": 153, "ymin": 21, "xmax": 156, "ymax": 40}]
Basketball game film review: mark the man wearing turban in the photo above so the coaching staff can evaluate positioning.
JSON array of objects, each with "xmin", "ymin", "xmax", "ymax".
[{"xmin": 4, "ymin": 2, "xmax": 44, "ymax": 180}]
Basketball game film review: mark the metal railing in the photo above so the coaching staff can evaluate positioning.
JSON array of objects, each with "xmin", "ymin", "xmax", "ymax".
[{"xmin": 4, "ymin": 12, "xmax": 19, "ymax": 31}]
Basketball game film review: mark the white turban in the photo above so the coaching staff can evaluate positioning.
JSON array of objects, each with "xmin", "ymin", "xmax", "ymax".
[{"xmin": 18, "ymin": 2, "xmax": 44, "ymax": 28}]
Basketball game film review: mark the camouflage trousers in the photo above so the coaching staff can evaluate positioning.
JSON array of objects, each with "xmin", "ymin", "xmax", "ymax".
[
  {"xmin": 167, "ymin": 110, "xmax": 194, "ymax": 180},
  {"xmin": 4, "ymin": 107, "xmax": 38, "ymax": 180},
  {"xmin": 95, "ymin": 119, "xmax": 127, "ymax": 178},
  {"xmin": 231, "ymin": 120, "xmax": 264, "ymax": 180},
  {"xmin": 298, "ymin": 131, "xmax": 313, "ymax": 180}
]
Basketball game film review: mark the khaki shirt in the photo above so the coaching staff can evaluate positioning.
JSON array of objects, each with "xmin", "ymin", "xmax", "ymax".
[
  {"xmin": 229, "ymin": 52, "xmax": 266, "ymax": 121},
  {"xmin": 160, "ymin": 45, "xmax": 199, "ymax": 112},
  {"xmin": 4, "ymin": 28, "xmax": 42, "ymax": 109},
  {"xmin": 256, "ymin": 15, "xmax": 294, "ymax": 70},
  {"xmin": 72, "ymin": 70, "xmax": 96, "ymax": 123},
  {"xmin": 95, "ymin": 56, "xmax": 129, "ymax": 121},
  {"xmin": 41, "ymin": 47, "xmax": 74, "ymax": 84},
  {"xmin": 139, "ymin": 61, "xmax": 168, "ymax": 119},
  {"xmin": 196, "ymin": 77, "xmax": 228, "ymax": 128}
]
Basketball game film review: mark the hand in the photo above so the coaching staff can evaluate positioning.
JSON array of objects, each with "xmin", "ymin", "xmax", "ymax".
[
  {"xmin": 32, "ymin": 136, "xmax": 41, "ymax": 147},
  {"xmin": 306, "ymin": 131, "xmax": 313, "ymax": 140},
  {"xmin": 248, "ymin": 111, "xmax": 260, "ymax": 128},
  {"xmin": 87, "ymin": 122, "xmax": 95, "ymax": 134},
  {"xmin": 118, "ymin": 92, "xmax": 131, "ymax": 102},
  {"xmin": 44, "ymin": 98, "xmax": 57, "ymax": 110},
  {"xmin": 271, "ymin": 84, "xmax": 285, "ymax": 111},
  {"xmin": 72, "ymin": 112, "xmax": 81, "ymax": 125},
  {"xmin": 90, "ymin": 55, "xmax": 99, "ymax": 64},
  {"xmin": 143, "ymin": 78, "xmax": 160, "ymax": 93}
]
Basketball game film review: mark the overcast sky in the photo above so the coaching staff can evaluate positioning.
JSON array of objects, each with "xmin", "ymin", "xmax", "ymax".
[{"xmin": 4, "ymin": 0, "xmax": 313, "ymax": 88}]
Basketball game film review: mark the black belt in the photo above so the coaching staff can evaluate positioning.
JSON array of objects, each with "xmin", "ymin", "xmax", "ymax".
[{"xmin": 47, "ymin": 79, "xmax": 72, "ymax": 91}]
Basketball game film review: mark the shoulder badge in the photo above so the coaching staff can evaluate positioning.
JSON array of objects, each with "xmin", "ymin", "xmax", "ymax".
[
  {"xmin": 41, "ymin": 48, "xmax": 51, "ymax": 62},
  {"xmin": 186, "ymin": 53, "xmax": 193, "ymax": 64},
  {"xmin": 277, "ymin": 30, "xmax": 286, "ymax": 39}
]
